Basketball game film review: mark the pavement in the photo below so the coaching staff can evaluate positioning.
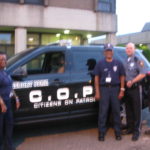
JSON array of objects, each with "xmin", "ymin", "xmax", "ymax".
[{"xmin": 13, "ymin": 108, "xmax": 150, "ymax": 150}]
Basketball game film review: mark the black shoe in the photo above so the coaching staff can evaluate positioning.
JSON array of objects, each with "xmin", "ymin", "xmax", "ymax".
[
  {"xmin": 98, "ymin": 133, "xmax": 105, "ymax": 141},
  {"xmin": 132, "ymin": 133, "xmax": 140, "ymax": 141},
  {"xmin": 122, "ymin": 129, "xmax": 133, "ymax": 135},
  {"xmin": 115, "ymin": 134, "xmax": 122, "ymax": 141}
]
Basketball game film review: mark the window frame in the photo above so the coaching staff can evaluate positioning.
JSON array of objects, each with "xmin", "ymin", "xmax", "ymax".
[
  {"xmin": 96, "ymin": 0, "xmax": 116, "ymax": 13},
  {"xmin": 12, "ymin": 51, "xmax": 66, "ymax": 76},
  {"xmin": 24, "ymin": 0, "xmax": 44, "ymax": 5},
  {"xmin": 0, "ymin": 0, "xmax": 19, "ymax": 3}
]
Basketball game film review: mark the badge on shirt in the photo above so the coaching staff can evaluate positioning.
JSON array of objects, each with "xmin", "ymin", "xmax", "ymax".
[
  {"xmin": 106, "ymin": 77, "xmax": 112, "ymax": 83},
  {"xmin": 113, "ymin": 66, "xmax": 117, "ymax": 72},
  {"xmin": 104, "ymin": 68, "xmax": 108, "ymax": 72},
  {"xmin": 130, "ymin": 62, "xmax": 134, "ymax": 67}
]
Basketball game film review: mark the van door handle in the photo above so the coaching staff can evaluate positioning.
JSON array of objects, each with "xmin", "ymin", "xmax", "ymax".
[{"xmin": 51, "ymin": 79, "xmax": 64, "ymax": 85}]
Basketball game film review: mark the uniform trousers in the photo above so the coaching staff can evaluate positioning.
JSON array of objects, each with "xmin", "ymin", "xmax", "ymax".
[
  {"xmin": 0, "ymin": 99, "xmax": 13, "ymax": 150},
  {"xmin": 98, "ymin": 86, "xmax": 121, "ymax": 135},
  {"xmin": 125, "ymin": 86, "xmax": 142, "ymax": 134}
]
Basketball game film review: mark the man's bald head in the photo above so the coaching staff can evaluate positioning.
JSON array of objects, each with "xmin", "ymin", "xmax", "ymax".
[{"xmin": 126, "ymin": 42, "xmax": 136, "ymax": 56}]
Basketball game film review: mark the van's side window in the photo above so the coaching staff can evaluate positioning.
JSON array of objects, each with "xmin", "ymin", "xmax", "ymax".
[
  {"xmin": 12, "ymin": 52, "xmax": 65, "ymax": 75},
  {"xmin": 12, "ymin": 54, "xmax": 45, "ymax": 75},
  {"xmin": 44, "ymin": 52, "xmax": 65, "ymax": 74}
]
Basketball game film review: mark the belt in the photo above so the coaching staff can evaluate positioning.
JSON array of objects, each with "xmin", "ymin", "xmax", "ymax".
[{"xmin": 101, "ymin": 84, "xmax": 120, "ymax": 88}]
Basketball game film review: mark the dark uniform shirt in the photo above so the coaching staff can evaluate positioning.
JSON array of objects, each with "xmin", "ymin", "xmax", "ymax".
[
  {"xmin": 124, "ymin": 55, "xmax": 147, "ymax": 81},
  {"xmin": 94, "ymin": 59, "xmax": 125, "ymax": 85},
  {"xmin": 0, "ymin": 69, "xmax": 12, "ymax": 101}
]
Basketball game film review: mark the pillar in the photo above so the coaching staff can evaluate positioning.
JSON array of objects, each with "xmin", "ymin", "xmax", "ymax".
[
  {"xmin": 15, "ymin": 27, "xmax": 27, "ymax": 54},
  {"xmin": 106, "ymin": 33, "xmax": 117, "ymax": 45}
]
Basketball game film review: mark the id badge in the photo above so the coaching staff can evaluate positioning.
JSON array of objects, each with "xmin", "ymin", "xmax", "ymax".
[{"xmin": 106, "ymin": 77, "xmax": 112, "ymax": 83}]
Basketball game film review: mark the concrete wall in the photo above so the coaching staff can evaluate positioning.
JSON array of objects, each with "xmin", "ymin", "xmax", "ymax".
[
  {"xmin": 47, "ymin": 0, "xmax": 95, "ymax": 11},
  {"xmin": 97, "ymin": 12, "xmax": 117, "ymax": 32},
  {"xmin": 117, "ymin": 31, "xmax": 150, "ymax": 45},
  {"xmin": 0, "ymin": 3, "xmax": 117, "ymax": 33},
  {"xmin": 0, "ymin": 2, "xmax": 117, "ymax": 53},
  {"xmin": 15, "ymin": 27, "xmax": 27, "ymax": 53}
]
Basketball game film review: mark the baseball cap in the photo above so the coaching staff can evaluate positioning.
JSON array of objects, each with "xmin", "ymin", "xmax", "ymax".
[{"xmin": 104, "ymin": 43, "xmax": 114, "ymax": 51}]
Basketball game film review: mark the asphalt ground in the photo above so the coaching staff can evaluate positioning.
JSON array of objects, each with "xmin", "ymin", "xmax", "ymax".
[{"xmin": 13, "ymin": 108, "xmax": 150, "ymax": 150}]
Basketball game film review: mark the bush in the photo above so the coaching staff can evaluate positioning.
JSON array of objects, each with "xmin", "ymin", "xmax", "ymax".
[
  {"xmin": 136, "ymin": 45, "xmax": 150, "ymax": 62},
  {"xmin": 142, "ymin": 49, "xmax": 150, "ymax": 62}
]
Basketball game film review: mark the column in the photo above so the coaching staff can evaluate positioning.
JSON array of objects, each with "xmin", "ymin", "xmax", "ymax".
[
  {"xmin": 44, "ymin": 0, "xmax": 49, "ymax": 6},
  {"xmin": 15, "ymin": 27, "xmax": 27, "ymax": 54},
  {"xmin": 106, "ymin": 33, "xmax": 117, "ymax": 45}
]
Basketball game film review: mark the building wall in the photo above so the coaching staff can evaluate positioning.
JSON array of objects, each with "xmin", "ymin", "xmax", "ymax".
[
  {"xmin": 0, "ymin": 3, "xmax": 117, "ymax": 32},
  {"xmin": 47, "ymin": 0, "xmax": 95, "ymax": 11},
  {"xmin": 0, "ymin": 0, "xmax": 117, "ymax": 56},
  {"xmin": 117, "ymin": 32, "xmax": 150, "ymax": 45},
  {"xmin": 97, "ymin": 12, "xmax": 117, "ymax": 32}
]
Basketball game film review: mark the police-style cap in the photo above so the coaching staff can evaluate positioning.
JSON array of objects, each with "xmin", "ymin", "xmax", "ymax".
[{"xmin": 104, "ymin": 43, "xmax": 114, "ymax": 51}]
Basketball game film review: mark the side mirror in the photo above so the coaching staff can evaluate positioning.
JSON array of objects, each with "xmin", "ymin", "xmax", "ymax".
[
  {"xmin": 11, "ymin": 67, "xmax": 27, "ymax": 81},
  {"xmin": 11, "ymin": 73, "xmax": 27, "ymax": 81}
]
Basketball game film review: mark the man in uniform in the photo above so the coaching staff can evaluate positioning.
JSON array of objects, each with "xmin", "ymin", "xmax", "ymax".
[
  {"xmin": 94, "ymin": 43, "xmax": 125, "ymax": 141},
  {"xmin": 0, "ymin": 52, "xmax": 20, "ymax": 150},
  {"xmin": 123, "ymin": 43, "xmax": 146, "ymax": 141}
]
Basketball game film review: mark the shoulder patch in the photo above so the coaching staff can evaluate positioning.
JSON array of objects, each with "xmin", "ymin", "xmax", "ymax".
[{"xmin": 139, "ymin": 61, "xmax": 144, "ymax": 67}]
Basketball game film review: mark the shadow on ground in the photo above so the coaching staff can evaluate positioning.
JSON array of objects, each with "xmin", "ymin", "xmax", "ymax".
[{"xmin": 13, "ymin": 118, "xmax": 98, "ymax": 148}]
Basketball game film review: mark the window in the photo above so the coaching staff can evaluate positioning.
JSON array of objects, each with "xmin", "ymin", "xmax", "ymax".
[
  {"xmin": 61, "ymin": 35, "xmax": 81, "ymax": 46},
  {"xmin": 41, "ymin": 34, "xmax": 60, "ymax": 45},
  {"xmin": 26, "ymin": 54, "xmax": 45, "ymax": 72},
  {"xmin": 13, "ymin": 54, "xmax": 45, "ymax": 75},
  {"xmin": 27, "ymin": 34, "xmax": 40, "ymax": 48},
  {"xmin": 27, "ymin": 33, "xmax": 82, "ymax": 48},
  {"xmin": 0, "ymin": 33, "xmax": 14, "ymax": 58},
  {"xmin": 0, "ymin": 45, "xmax": 14, "ymax": 58},
  {"xmin": 0, "ymin": 0, "xmax": 19, "ymax": 3},
  {"xmin": 0, "ymin": 33, "xmax": 13, "ymax": 44},
  {"xmin": 96, "ymin": 0, "xmax": 116, "ymax": 13},
  {"xmin": 24, "ymin": 0, "xmax": 44, "ymax": 5},
  {"xmin": 12, "ymin": 52, "xmax": 65, "ymax": 76},
  {"xmin": 44, "ymin": 52, "xmax": 65, "ymax": 74},
  {"xmin": 41, "ymin": 34, "xmax": 81, "ymax": 46}
]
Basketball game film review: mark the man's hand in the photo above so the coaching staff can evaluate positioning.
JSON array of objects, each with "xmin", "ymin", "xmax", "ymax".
[
  {"xmin": 94, "ymin": 76, "xmax": 100, "ymax": 101},
  {"xmin": 118, "ymin": 91, "xmax": 124, "ymax": 100},
  {"xmin": 0, "ymin": 101, "xmax": 7, "ymax": 113},
  {"xmin": 16, "ymin": 100, "xmax": 20, "ymax": 110},
  {"xmin": 95, "ymin": 92, "xmax": 100, "ymax": 101},
  {"xmin": 126, "ymin": 81, "xmax": 133, "ymax": 88}
]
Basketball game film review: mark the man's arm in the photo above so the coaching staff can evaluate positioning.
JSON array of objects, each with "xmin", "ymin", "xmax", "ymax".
[
  {"xmin": 0, "ymin": 96, "xmax": 7, "ymax": 113},
  {"xmin": 12, "ymin": 90, "xmax": 20, "ymax": 110},
  {"xmin": 132, "ymin": 74, "xmax": 146, "ymax": 84},
  {"xmin": 118, "ymin": 75, "xmax": 125, "ymax": 99},
  {"xmin": 120, "ymin": 75, "xmax": 125, "ymax": 89},
  {"xmin": 128, "ymin": 59, "xmax": 146, "ymax": 87},
  {"xmin": 94, "ymin": 75, "xmax": 100, "ymax": 100},
  {"xmin": 118, "ymin": 60, "xmax": 125, "ymax": 99},
  {"xmin": 127, "ymin": 74, "xmax": 145, "ymax": 88}
]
